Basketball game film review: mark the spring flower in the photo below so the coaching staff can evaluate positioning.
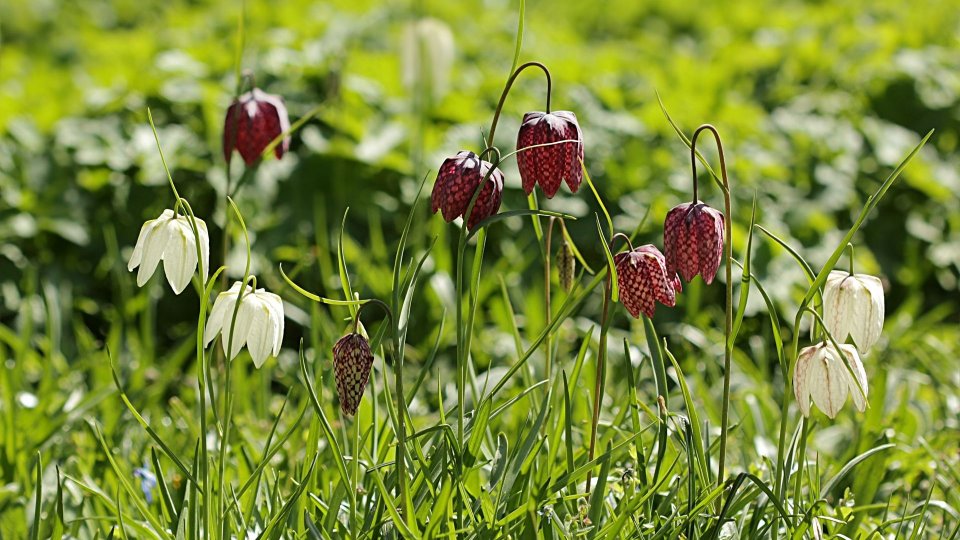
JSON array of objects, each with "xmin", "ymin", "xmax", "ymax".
[
  {"xmin": 823, "ymin": 270, "xmax": 885, "ymax": 354},
  {"xmin": 431, "ymin": 150, "xmax": 504, "ymax": 230},
  {"xmin": 133, "ymin": 466, "xmax": 157, "ymax": 504},
  {"xmin": 127, "ymin": 209, "xmax": 210, "ymax": 295},
  {"xmin": 223, "ymin": 88, "xmax": 291, "ymax": 166},
  {"xmin": 663, "ymin": 201, "xmax": 724, "ymax": 284},
  {"xmin": 333, "ymin": 332, "xmax": 375, "ymax": 416},
  {"xmin": 615, "ymin": 245, "xmax": 681, "ymax": 319},
  {"xmin": 401, "ymin": 17, "xmax": 455, "ymax": 102},
  {"xmin": 794, "ymin": 342, "xmax": 868, "ymax": 418},
  {"xmin": 203, "ymin": 281, "xmax": 285, "ymax": 368},
  {"xmin": 516, "ymin": 111, "xmax": 584, "ymax": 198}
]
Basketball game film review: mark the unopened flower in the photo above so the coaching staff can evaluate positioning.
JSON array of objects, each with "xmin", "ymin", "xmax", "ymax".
[
  {"xmin": 401, "ymin": 18, "xmax": 455, "ymax": 102},
  {"xmin": 223, "ymin": 88, "xmax": 291, "ymax": 166},
  {"xmin": 516, "ymin": 111, "xmax": 583, "ymax": 198},
  {"xmin": 794, "ymin": 342, "xmax": 867, "ymax": 418},
  {"xmin": 128, "ymin": 209, "xmax": 210, "ymax": 295},
  {"xmin": 204, "ymin": 281, "xmax": 285, "ymax": 368},
  {"xmin": 615, "ymin": 245, "xmax": 681, "ymax": 319},
  {"xmin": 823, "ymin": 270, "xmax": 884, "ymax": 354},
  {"xmin": 333, "ymin": 333, "xmax": 375, "ymax": 416},
  {"xmin": 431, "ymin": 150, "xmax": 504, "ymax": 230},
  {"xmin": 663, "ymin": 201, "xmax": 724, "ymax": 284}
]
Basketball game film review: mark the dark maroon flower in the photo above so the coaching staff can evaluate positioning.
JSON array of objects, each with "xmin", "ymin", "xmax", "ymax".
[
  {"xmin": 332, "ymin": 333, "xmax": 374, "ymax": 416},
  {"xmin": 615, "ymin": 244, "xmax": 681, "ymax": 319},
  {"xmin": 223, "ymin": 88, "xmax": 291, "ymax": 166},
  {"xmin": 430, "ymin": 151, "xmax": 504, "ymax": 230},
  {"xmin": 663, "ymin": 201, "xmax": 724, "ymax": 284},
  {"xmin": 516, "ymin": 111, "xmax": 583, "ymax": 198}
]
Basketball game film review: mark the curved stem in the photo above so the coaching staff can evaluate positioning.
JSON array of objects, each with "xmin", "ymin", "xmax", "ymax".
[
  {"xmin": 845, "ymin": 243, "xmax": 855, "ymax": 275},
  {"xmin": 353, "ymin": 298, "xmax": 394, "ymax": 334},
  {"xmin": 690, "ymin": 124, "xmax": 733, "ymax": 488},
  {"xmin": 486, "ymin": 61, "xmax": 553, "ymax": 147}
]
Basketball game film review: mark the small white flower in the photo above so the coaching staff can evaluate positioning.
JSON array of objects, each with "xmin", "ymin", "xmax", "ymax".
[
  {"xmin": 127, "ymin": 209, "xmax": 210, "ymax": 295},
  {"xmin": 823, "ymin": 270, "xmax": 884, "ymax": 354},
  {"xmin": 203, "ymin": 281, "xmax": 285, "ymax": 368},
  {"xmin": 794, "ymin": 342, "xmax": 868, "ymax": 419}
]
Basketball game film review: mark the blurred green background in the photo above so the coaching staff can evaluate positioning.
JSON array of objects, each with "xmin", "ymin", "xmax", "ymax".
[{"xmin": 1, "ymin": 0, "xmax": 959, "ymax": 533}]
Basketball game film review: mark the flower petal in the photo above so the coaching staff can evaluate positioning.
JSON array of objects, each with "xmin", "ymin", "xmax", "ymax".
[
  {"xmin": 823, "ymin": 271, "xmax": 852, "ymax": 345},
  {"xmin": 221, "ymin": 291, "xmax": 253, "ymax": 360},
  {"xmin": 128, "ymin": 215, "xmax": 164, "ymax": 271},
  {"xmin": 241, "ymin": 296, "xmax": 274, "ymax": 368},
  {"xmin": 163, "ymin": 220, "xmax": 198, "ymax": 295},
  {"xmin": 794, "ymin": 346, "xmax": 817, "ymax": 417},
  {"xmin": 841, "ymin": 344, "xmax": 868, "ymax": 412},
  {"xmin": 136, "ymin": 217, "xmax": 171, "ymax": 287},
  {"xmin": 203, "ymin": 282, "xmax": 244, "ymax": 347}
]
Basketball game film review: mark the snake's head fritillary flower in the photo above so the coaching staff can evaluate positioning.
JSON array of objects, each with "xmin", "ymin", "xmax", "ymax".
[
  {"xmin": 333, "ymin": 333, "xmax": 375, "ymax": 416},
  {"xmin": 614, "ymin": 244, "xmax": 681, "ymax": 319},
  {"xmin": 203, "ymin": 281, "xmax": 285, "ymax": 368},
  {"xmin": 663, "ymin": 201, "xmax": 724, "ymax": 284},
  {"xmin": 794, "ymin": 342, "xmax": 867, "ymax": 418},
  {"xmin": 823, "ymin": 270, "xmax": 885, "ymax": 354},
  {"xmin": 223, "ymin": 88, "xmax": 291, "ymax": 166},
  {"xmin": 127, "ymin": 209, "xmax": 210, "ymax": 295},
  {"xmin": 516, "ymin": 111, "xmax": 583, "ymax": 198},
  {"xmin": 430, "ymin": 150, "xmax": 504, "ymax": 230}
]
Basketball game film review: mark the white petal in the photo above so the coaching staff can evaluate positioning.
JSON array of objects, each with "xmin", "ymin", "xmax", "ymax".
[
  {"xmin": 823, "ymin": 273, "xmax": 851, "ymax": 345},
  {"xmin": 203, "ymin": 282, "xmax": 244, "ymax": 347},
  {"xmin": 794, "ymin": 346, "xmax": 817, "ymax": 417},
  {"xmin": 857, "ymin": 274, "xmax": 884, "ymax": 353},
  {"xmin": 241, "ymin": 296, "xmax": 275, "ymax": 368},
  {"xmin": 136, "ymin": 218, "xmax": 170, "ymax": 287},
  {"xmin": 196, "ymin": 218, "xmax": 210, "ymax": 284},
  {"xmin": 222, "ymin": 291, "xmax": 254, "ymax": 360},
  {"xmin": 259, "ymin": 291, "xmax": 285, "ymax": 356},
  {"xmin": 841, "ymin": 344, "xmax": 868, "ymax": 412},
  {"xmin": 809, "ymin": 345, "xmax": 848, "ymax": 419},
  {"xmin": 163, "ymin": 220, "xmax": 199, "ymax": 295},
  {"xmin": 128, "ymin": 217, "xmax": 161, "ymax": 271}
]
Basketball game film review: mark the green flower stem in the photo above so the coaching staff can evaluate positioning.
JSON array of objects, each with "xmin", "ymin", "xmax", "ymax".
[
  {"xmin": 846, "ymin": 243, "xmax": 855, "ymax": 275},
  {"xmin": 544, "ymin": 217, "xmax": 556, "ymax": 382},
  {"xmin": 689, "ymin": 124, "xmax": 734, "ymax": 490},
  {"xmin": 486, "ymin": 61, "xmax": 552, "ymax": 147},
  {"xmin": 587, "ymin": 232, "xmax": 632, "ymax": 493}
]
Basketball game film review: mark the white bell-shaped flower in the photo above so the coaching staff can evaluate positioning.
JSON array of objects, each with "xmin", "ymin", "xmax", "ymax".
[
  {"xmin": 127, "ymin": 209, "xmax": 210, "ymax": 295},
  {"xmin": 823, "ymin": 270, "xmax": 884, "ymax": 354},
  {"xmin": 794, "ymin": 342, "xmax": 868, "ymax": 419},
  {"xmin": 203, "ymin": 281, "xmax": 285, "ymax": 368}
]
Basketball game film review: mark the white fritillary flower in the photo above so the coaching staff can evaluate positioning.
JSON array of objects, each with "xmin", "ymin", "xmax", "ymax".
[
  {"xmin": 203, "ymin": 281, "xmax": 285, "ymax": 368},
  {"xmin": 823, "ymin": 270, "xmax": 885, "ymax": 354},
  {"xmin": 127, "ymin": 209, "xmax": 209, "ymax": 295},
  {"xmin": 794, "ymin": 342, "xmax": 868, "ymax": 419}
]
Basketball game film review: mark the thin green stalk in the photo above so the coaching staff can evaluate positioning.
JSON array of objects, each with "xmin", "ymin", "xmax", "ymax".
[
  {"xmin": 544, "ymin": 217, "xmax": 555, "ymax": 383},
  {"xmin": 689, "ymin": 125, "xmax": 734, "ymax": 488}
]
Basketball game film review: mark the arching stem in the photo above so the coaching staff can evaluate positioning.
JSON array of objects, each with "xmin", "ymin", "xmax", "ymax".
[
  {"xmin": 845, "ymin": 243, "xmax": 855, "ymax": 275},
  {"xmin": 690, "ymin": 124, "xmax": 734, "ymax": 489},
  {"xmin": 486, "ymin": 61, "xmax": 552, "ymax": 147}
]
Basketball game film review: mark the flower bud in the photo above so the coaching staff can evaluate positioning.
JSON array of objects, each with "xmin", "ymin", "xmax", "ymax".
[
  {"xmin": 794, "ymin": 342, "xmax": 867, "ymax": 419},
  {"xmin": 516, "ymin": 111, "xmax": 583, "ymax": 198},
  {"xmin": 557, "ymin": 235, "xmax": 575, "ymax": 292},
  {"xmin": 663, "ymin": 201, "xmax": 724, "ymax": 284},
  {"xmin": 614, "ymin": 244, "xmax": 681, "ymax": 319},
  {"xmin": 823, "ymin": 270, "xmax": 884, "ymax": 354},
  {"xmin": 223, "ymin": 88, "xmax": 291, "ymax": 166},
  {"xmin": 333, "ymin": 333, "xmax": 375, "ymax": 416},
  {"xmin": 430, "ymin": 151, "xmax": 504, "ymax": 230}
]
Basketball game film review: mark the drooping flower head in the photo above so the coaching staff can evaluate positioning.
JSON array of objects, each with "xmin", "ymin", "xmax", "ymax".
[
  {"xmin": 333, "ymin": 333, "xmax": 375, "ymax": 416},
  {"xmin": 128, "ymin": 209, "xmax": 210, "ymax": 295},
  {"xmin": 823, "ymin": 270, "xmax": 885, "ymax": 354},
  {"xmin": 663, "ymin": 201, "xmax": 724, "ymax": 284},
  {"xmin": 431, "ymin": 150, "xmax": 504, "ymax": 230},
  {"xmin": 223, "ymin": 88, "xmax": 291, "ymax": 166},
  {"xmin": 615, "ymin": 244, "xmax": 682, "ymax": 319},
  {"xmin": 203, "ymin": 281, "xmax": 285, "ymax": 368},
  {"xmin": 516, "ymin": 111, "xmax": 583, "ymax": 198},
  {"xmin": 794, "ymin": 342, "xmax": 868, "ymax": 418}
]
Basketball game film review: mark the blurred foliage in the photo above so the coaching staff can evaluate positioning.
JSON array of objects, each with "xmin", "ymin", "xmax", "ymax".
[{"xmin": 1, "ymin": 0, "xmax": 959, "ymax": 536}]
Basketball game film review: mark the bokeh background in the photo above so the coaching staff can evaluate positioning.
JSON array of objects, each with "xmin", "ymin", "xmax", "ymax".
[{"xmin": 1, "ymin": 0, "xmax": 959, "ymax": 534}]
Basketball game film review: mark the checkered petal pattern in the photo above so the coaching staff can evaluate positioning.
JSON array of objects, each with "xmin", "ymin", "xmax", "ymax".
[
  {"xmin": 663, "ymin": 201, "xmax": 724, "ymax": 284},
  {"xmin": 223, "ymin": 88, "xmax": 291, "ymax": 166},
  {"xmin": 516, "ymin": 111, "xmax": 584, "ymax": 198},
  {"xmin": 430, "ymin": 151, "xmax": 504, "ymax": 230},
  {"xmin": 333, "ymin": 333, "xmax": 375, "ymax": 416},
  {"xmin": 614, "ymin": 244, "xmax": 680, "ymax": 319}
]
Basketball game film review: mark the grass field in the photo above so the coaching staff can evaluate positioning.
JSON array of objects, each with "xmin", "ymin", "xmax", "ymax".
[{"xmin": 1, "ymin": 0, "xmax": 959, "ymax": 538}]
